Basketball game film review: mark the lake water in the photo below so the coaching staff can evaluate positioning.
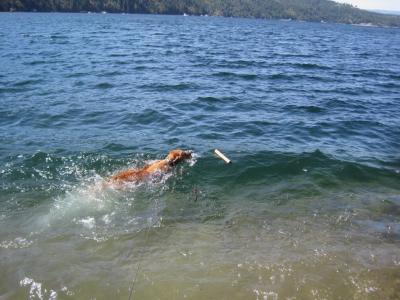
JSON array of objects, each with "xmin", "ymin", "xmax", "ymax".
[{"xmin": 0, "ymin": 12, "xmax": 400, "ymax": 300}]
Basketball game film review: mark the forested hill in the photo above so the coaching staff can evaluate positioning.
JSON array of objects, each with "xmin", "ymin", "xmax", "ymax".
[{"xmin": 2, "ymin": 0, "xmax": 400, "ymax": 27}]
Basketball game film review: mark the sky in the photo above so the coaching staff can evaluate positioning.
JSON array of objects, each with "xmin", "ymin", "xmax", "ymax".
[{"xmin": 335, "ymin": 0, "xmax": 400, "ymax": 11}]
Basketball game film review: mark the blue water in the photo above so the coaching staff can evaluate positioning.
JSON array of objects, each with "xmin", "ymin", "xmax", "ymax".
[{"xmin": 0, "ymin": 12, "xmax": 400, "ymax": 300}]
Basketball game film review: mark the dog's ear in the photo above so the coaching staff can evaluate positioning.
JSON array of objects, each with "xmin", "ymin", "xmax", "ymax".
[
  {"xmin": 166, "ymin": 151, "xmax": 179, "ymax": 165},
  {"xmin": 171, "ymin": 154, "xmax": 180, "ymax": 164}
]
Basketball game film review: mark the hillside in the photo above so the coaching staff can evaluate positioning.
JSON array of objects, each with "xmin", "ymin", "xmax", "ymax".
[{"xmin": 2, "ymin": 0, "xmax": 400, "ymax": 27}]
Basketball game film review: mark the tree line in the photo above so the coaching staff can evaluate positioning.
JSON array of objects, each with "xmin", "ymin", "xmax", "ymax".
[{"xmin": 2, "ymin": 0, "xmax": 400, "ymax": 26}]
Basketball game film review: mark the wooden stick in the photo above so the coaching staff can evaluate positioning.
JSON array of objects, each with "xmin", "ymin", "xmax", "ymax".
[{"xmin": 214, "ymin": 149, "xmax": 231, "ymax": 164}]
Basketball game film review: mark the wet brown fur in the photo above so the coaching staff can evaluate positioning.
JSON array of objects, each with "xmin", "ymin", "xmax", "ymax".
[{"xmin": 108, "ymin": 149, "xmax": 191, "ymax": 185}]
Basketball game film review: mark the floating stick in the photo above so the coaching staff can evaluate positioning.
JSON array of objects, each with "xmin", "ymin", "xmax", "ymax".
[{"xmin": 214, "ymin": 149, "xmax": 231, "ymax": 164}]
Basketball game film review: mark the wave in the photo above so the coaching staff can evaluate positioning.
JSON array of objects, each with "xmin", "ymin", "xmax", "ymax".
[
  {"xmin": 283, "ymin": 104, "xmax": 325, "ymax": 113},
  {"xmin": 94, "ymin": 82, "xmax": 114, "ymax": 89},
  {"xmin": 291, "ymin": 62, "xmax": 331, "ymax": 70},
  {"xmin": 133, "ymin": 65, "xmax": 147, "ymax": 70},
  {"xmin": 12, "ymin": 79, "xmax": 43, "ymax": 87},
  {"xmin": 377, "ymin": 82, "xmax": 400, "ymax": 89},
  {"xmin": 0, "ymin": 149, "xmax": 399, "ymax": 249},
  {"xmin": 139, "ymin": 82, "xmax": 196, "ymax": 91},
  {"xmin": 269, "ymin": 73, "xmax": 331, "ymax": 82},
  {"xmin": 113, "ymin": 60, "xmax": 130, "ymax": 65},
  {"xmin": 269, "ymin": 73, "xmax": 291, "ymax": 80},
  {"xmin": 0, "ymin": 150, "xmax": 201, "ymax": 243},
  {"xmin": 108, "ymin": 53, "xmax": 129, "ymax": 57},
  {"xmin": 2, "ymin": 150, "xmax": 398, "ymax": 198},
  {"xmin": 50, "ymin": 34, "xmax": 69, "ymax": 40},
  {"xmin": 118, "ymin": 109, "xmax": 170, "ymax": 126},
  {"xmin": 272, "ymin": 62, "xmax": 331, "ymax": 70},
  {"xmin": 96, "ymin": 70, "xmax": 126, "ymax": 77},
  {"xmin": 215, "ymin": 59, "xmax": 262, "ymax": 68},
  {"xmin": 24, "ymin": 60, "xmax": 47, "ymax": 66},
  {"xmin": 184, "ymin": 96, "xmax": 240, "ymax": 112},
  {"xmin": 212, "ymin": 71, "xmax": 257, "ymax": 80},
  {"xmin": 65, "ymin": 72, "xmax": 90, "ymax": 78},
  {"xmin": 0, "ymin": 87, "xmax": 31, "ymax": 94}
]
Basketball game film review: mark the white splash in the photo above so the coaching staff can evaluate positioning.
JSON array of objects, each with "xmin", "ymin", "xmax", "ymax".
[
  {"xmin": 20, "ymin": 277, "xmax": 44, "ymax": 300},
  {"xmin": 188, "ymin": 151, "xmax": 199, "ymax": 167},
  {"xmin": 20, "ymin": 277, "xmax": 74, "ymax": 299},
  {"xmin": 0, "ymin": 237, "xmax": 33, "ymax": 249},
  {"xmin": 76, "ymin": 216, "xmax": 96, "ymax": 229},
  {"xmin": 253, "ymin": 289, "xmax": 278, "ymax": 300}
]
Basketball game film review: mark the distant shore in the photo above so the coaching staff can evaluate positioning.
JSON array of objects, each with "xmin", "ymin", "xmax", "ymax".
[
  {"xmin": 2, "ymin": 0, "xmax": 400, "ymax": 27},
  {"xmin": 2, "ymin": 10, "xmax": 400, "ymax": 28}
]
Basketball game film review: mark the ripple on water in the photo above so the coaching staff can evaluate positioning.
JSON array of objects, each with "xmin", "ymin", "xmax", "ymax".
[
  {"xmin": 24, "ymin": 60, "xmax": 47, "ymax": 66},
  {"xmin": 94, "ymin": 82, "xmax": 114, "ymax": 89},
  {"xmin": 212, "ymin": 71, "xmax": 258, "ymax": 80},
  {"xmin": 186, "ymin": 96, "xmax": 234, "ymax": 112},
  {"xmin": 283, "ymin": 104, "xmax": 326, "ymax": 114},
  {"xmin": 139, "ymin": 82, "xmax": 197, "ymax": 92},
  {"xmin": 12, "ymin": 79, "xmax": 43, "ymax": 87},
  {"xmin": 290, "ymin": 62, "xmax": 332, "ymax": 70},
  {"xmin": 1, "ymin": 13, "xmax": 400, "ymax": 300}
]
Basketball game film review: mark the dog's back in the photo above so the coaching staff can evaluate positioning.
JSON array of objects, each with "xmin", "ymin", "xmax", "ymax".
[{"xmin": 108, "ymin": 149, "xmax": 191, "ymax": 185}]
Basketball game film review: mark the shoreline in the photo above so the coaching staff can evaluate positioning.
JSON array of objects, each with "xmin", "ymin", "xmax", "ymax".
[{"xmin": 1, "ymin": 11, "xmax": 400, "ymax": 29}]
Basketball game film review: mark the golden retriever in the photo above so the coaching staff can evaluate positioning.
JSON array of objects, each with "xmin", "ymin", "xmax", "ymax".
[{"xmin": 107, "ymin": 149, "xmax": 192, "ymax": 185}]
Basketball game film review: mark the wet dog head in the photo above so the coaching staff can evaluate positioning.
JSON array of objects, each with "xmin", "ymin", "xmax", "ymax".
[{"xmin": 166, "ymin": 149, "xmax": 192, "ymax": 165}]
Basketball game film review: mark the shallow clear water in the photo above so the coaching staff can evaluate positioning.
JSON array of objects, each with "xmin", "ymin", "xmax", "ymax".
[{"xmin": 0, "ymin": 12, "xmax": 400, "ymax": 300}]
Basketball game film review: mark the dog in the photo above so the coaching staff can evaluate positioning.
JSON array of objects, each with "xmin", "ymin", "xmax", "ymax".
[{"xmin": 107, "ymin": 149, "xmax": 192, "ymax": 186}]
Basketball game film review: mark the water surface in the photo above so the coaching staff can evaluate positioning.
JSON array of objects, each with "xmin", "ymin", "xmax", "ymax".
[{"xmin": 0, "ymin": 12, "xmax": 400, "ymax": 300}]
